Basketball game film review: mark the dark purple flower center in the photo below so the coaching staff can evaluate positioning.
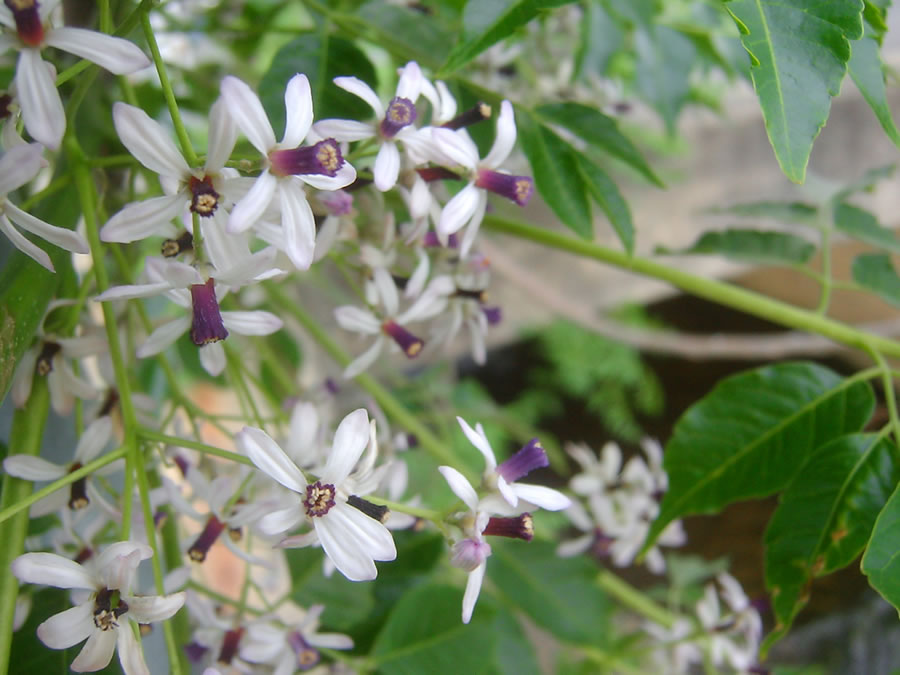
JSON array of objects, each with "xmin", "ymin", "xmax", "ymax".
[
  {"xmin": 188, "ymin": 515, "xmax": 227, "ymax": 562},
  {"xmin": 269, "ymin": 139, "xmax": 344, "ymax": 177},
  {"xmin": 483, "ymin": 513, "xmax": 534, "ymax": 541},
  {"xmin": 288, "ymin": 631, "xmax": 321, "ymax": 670},
  {"xmin": 441, "ymin": 102, "xmax": 491, "ymax": 131},
  {"xmin": 67, "ymin": 462, "xmax": 89, "ymax": 510},
  {"xmin": 382, "ymin": 320, "xmax": 424, "ymax": 357},
  {"xmin": 475, "ymin": 169, "xmax": 534, "ymax": 206},
  {"xmin": 303, "ymin": 481, "xmax": 336, "ymax": 517},
  {"xmin": 482, "ymin": 306, "xmax": 502, "ymax": 325},
  {"xmin": 35, "ymin": 341, "xmax": 61, "ymax": 376},
  {"xmin": 422, "ymin": 230, "xmax": 459, "ymax": 248},
  {"xmin": 318, "ymin": 189, "xmax": 353, "ymax": 215},
  {"xmin": 416, "ymin": 166, "xmax": 461, "ymax": 182},
  {"xmin": 380, "ymin": 96, "xmax": 417, "ymax": 138},
  {"xmin": 75, "ymin": 546, "xmax": 93, "ymax": 564},
  {"xmin": 0, "ymin": 93, "xmax": 12, "ymax": 120},
  {"xmin": 496, "ymin": 438, "xmax": 548, "ymax": 483},
  {"xmin": 189, "ymin": 278, "xmax": 229, "ymax": 346},
  {"xmin": 5, "ymin": 0, "xmax": 43, "ymax": 47},
  {"xmin": 93, "ymin": 588, "xmax": 129, "ymax": 631},
  {"xmin": 188, "ymin": 175, "xmax": 220, "ymax": 216},
  {"xmin": 184, "ymin": 642, "xmax": 209, "ymax": 663},
  {"xmin": 218, "ymin": 627, "xmax": 244, "ymax": 664}
]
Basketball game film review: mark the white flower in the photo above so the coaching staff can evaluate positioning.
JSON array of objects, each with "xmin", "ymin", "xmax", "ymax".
[
  {"xmin": 696, "ymin": 573, "xmax": 763, "ymax": 672},
  {"xmin": 314, "ymin": 61, "xmax": 423, "ymax": 192},
  {"xmin": 220, "ymin": 73, "xmax": 356, "ymax": 269},
  {"xmin": 456, "ymin": 416, "xmax": 571, "ymax": 512},
  {"xmin": 430, "ymin": 101, "xmax": 534, "ymax": 256},
  {"xmin": 101, "ymin": 99, "xmax": 240, "ymax": 243},
  {"xmin": 11, "ymin": 541, "xmax": 185, "ymax": 675},
  {"xmin": 0, "ymin": 1, "xmax": 150, "ymax": 149},
  {"xmin": 235, "ymin": 408, "xmax": 397, "ymax": 581},
  {"xmin": 0, "ymin": 142, "xmax": 88, "ymax": 270}
]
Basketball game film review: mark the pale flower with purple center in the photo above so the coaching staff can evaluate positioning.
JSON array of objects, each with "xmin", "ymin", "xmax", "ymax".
[
  {"xmin": 235, "ymin": 408, "xmax": 397, "ymax": 582},
  {"xmin": 0, "ymin": 0, "xmax": 150, "ymax": 149},
  {"xmin": 11, "ymin": 541, "xmax": 185, "ymax": 674},
  {"xmin": 220, "ymin": 73, "xmax": 356, "ymax": 269}
]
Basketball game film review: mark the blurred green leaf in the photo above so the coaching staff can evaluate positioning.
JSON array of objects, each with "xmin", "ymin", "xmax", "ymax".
[
  {"xmin": 655, "ymin": 228, "xmax": 816, "ymax": 265},
  {"xmin": 848, "ymin": 19, "xmax": 900, "ymax": 147},
  {"xmin": 833, "ymin": 203, "xmax": 900, "ymax": 253},
  {"xmin": 862, "ymin": 480, "xmax": 900, "ymax": 613},
  {"xmin": 646, "ymin": 362, "xmax": 875, "ymax": 549},
  {"xmin": 763, "ymin": 434, "xmax": 900, "ymax": 652},
  {"xmin": 357, "ymin": 2, "xmax": 456, "ymax": 67},
  {"xmin": 492, "ymin": 611, "xmax": 542, "ymax": 675},
  {"xmin": 852, "ymin": 253, "xmax": 900, "ymax": 306},
  {"xmin": 576, "ymin": 156, "xmax": 634, "ymax": 254},
  {"xmin": 706, "ymin": 201, "xmax": 819, "ymax": 224},
  {"xmin": 633, "ymin": 25, "xmax": 695, "ymax": 134},
  {"xmin": 832, "ymin": 163, "xmax": 896, "ymax": 202},
  {"xmin": 575, "ymin": 2, "xmax": 622, "ymax": 78}
]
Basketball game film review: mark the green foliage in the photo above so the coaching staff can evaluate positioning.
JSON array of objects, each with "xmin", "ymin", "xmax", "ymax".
[
  {"xmin": 848, "ymin": 17, "xmax": 900, "ymax": 147},
  {"xmin": 355, "ymin": 2, "xmax": 457, "ymax": 67},
  {"xmin": 633, "ymin": 24, "xmax": 697, "ymax": 134},
  {"xmin": 852, "ymin": 253, "xmax": 900, "ymax": 307},
  {"xmin": 763, "ymin": 434, "xmax": 900, "ymax": 651},
  {"xmin": 833, "ymin": 203, "xmax": 900, "ymax": 253},
  {"xmin": 862, "ymin": 480, "xmax": 900, "ymax": 613},
  {"xmin": 655, "ymin": 228, "xmax": 816, "ymax": 265},
  {"xmin": 725, "ymin": 0, "xmax": 864, "ymax": 182},
  {"xmin": 705, "ymin": 201, "xmax": 819, "ymax": 224},
  {"xmin": 646, "ymin": 362, "xmax": 875, "ymax": 548}
]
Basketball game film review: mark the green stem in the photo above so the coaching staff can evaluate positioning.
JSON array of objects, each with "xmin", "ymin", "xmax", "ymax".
[
  {"xmin": 581, "ymin": 646, "xmax": 647, "ymax": 675},
  {"xmin": 140, "ymin": 12, "xmax": 199, "ymax": 166},
  {"xmin": 366, "ymin": 496, "xmax": 442, "ymax": 522},
  {"xmin": 0, "ymin": 380, "xmax": 49, "ymax": 674},
  {"xmin": 0, "ymin": 447, "xmax": 127, "ymax": 527},
  {"xmin": 483, "ymin": 214, "xmax": 900, "ymax": 359},
  {"xmin": 139, "ymin": 429, "xmax": 254, "ymax": 467},
  {"xmin": 870, "ymin": 350, "xmax": 900, "ymax": 447},
  {"xmin": 596, "ymin": 569, "xmax": 680, "ymax": 629}
]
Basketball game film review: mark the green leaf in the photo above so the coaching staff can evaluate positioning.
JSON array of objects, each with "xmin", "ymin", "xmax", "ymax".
[
  {"xmin": 576, "ymin": 156, "xmax": 634, "ymax": 253},
  {"xmin": 833, "ymin": 203, "xmax": 900, "ymax": 253},
  {"xmin": 633, "ymin": 25, "xmax": 696, "ymax": 134},
  {"xmin": 259, "ymin": 33, "xmax": 377, "ymax": 139},
  {"xmin": 372, "ymin": 584, "xmax": 496, "ymax": 674},
  {"xmin": 706, "ymin": 201, "xmax": 819, "ymax": 224},
  {"xmin": 492, "ymin": 611, "xmax": 542, "ymax": 675},
  {"xmin": 655, "ymin": 228, "xmax": 815, "ymax": 265},
  {"xmin": 441, "ymin": 0, "xmax": 572, "ymax": 74},
  {"xmin": 488, "ymin": 539, "xmax": 612, "ymax": 644},
  {"xmin": 832, "ymin": 163, "xmax": 896, "ymax": 202},
  {"xmin": 763, "ymin": 434, "xmax": 900, "ymax": 651},
  {"xmin": 725, "ymin": 0, "xmax": 865, "ymax": 182},
  {"xmin": 517, "ymin": 110, "xmax": 593, "ymax": 238},
  {"xmin": 848, "ymin": 20, "xmax": 900, "ymax": 147},
  {"xmin": 851, "ymin": 253, "xmax": 900, "ymax": 306},
  {"xmin": 862, "ymin": 480, "xmax": 900, "ymax": 612},
  {"xmin": 535, "ymin": 102, "xmax": 663, "ymax": 187},
  {"xmin": 645, "ymin": 362, "xmax": 875, "ymax": 548},
  {"xmin": 356, "ymin": 2, "xmax": 456, "ymax": 67},
  {"xmin": 575, "ymin": 2, "xmax": 622, "ymax": 78},
  {"xmin": 286, "ymin": 547, "xmax": 374, "ymax": 630}
]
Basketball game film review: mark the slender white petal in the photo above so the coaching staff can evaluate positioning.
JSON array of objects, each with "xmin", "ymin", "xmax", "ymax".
[
  {"xmin": 278, "ymin": 530, "xmax": 319, "ymax": 549},
  {"xmin": 12, "ymin": 552, "xmax": 95, "ymax": 589},
  {"xmin": 372, "ymin": 266, "xmax": 399, "ymax": 317},
  {"xmin": 221, "ymin": 76, "xmax": 276, "ymax": 153},
  {"xmin": 373, "ymin": 141, "xmax": 400, "ymax": 192},
  {"xmin": 36, "ymin": 602, "xmax": 94, "ymax": 649},
  {"xmin": 482, "ymin": 100, "xmax": 517, "ymax": 168},
  {"xmin": 126, "ymin": 592, "xmax": 186, "ymax": 623},
  {"xmin": 96, "ymin": 542, "xmax": 152, "ymax": 590},
  {"xmin": 73, "ymin": 416, "xmax": 113, "ymax": 464},
  {"xmin": 431, "ymin": 128, "xmax": 479, "ymax": 170},
  {"xmin": 312, "ymin": 119, "xmax": 374, "ymax": 143},
  {"xmin": 297, "ymin": 161, "xmax": 356, "ymax": 190},
  {"xmin": 136, "ymin": 316, "xmax": 190, "ymax": 357},
  {"xmin": 96, "ymin": 281, "xmax": 173, "ymax": 302},
  {"xmin": 206, "ymin": 98, "xmax": 237, "ymax": 172},
  {"xmin": 282, "ymin": 73, "xmax": 313, "ymax": 148},
  {"xmin": 343, "ymin": 337, "xmax": 384, "ymax": 379},
  {"xmin": 438, "ymin": 183, "xmax": 480, "ymax": 236},
  {"xmin": 279, "ymin": 182, "xmax": 315, "ymax": 270},
  {"xmin": 17, "ymin": 49, "xmax": 65, "ymax": 150},
  {"xmin": 307, "ymin": 633, "xmax": 354, "ymax": 650},
  {"xmin": 258, "ymin": 504, "xmax": 304, "ymax": 536},
  {"xmin": 70, "ymin": 627, "xmax": 117, "ymax": 672},
  {"xmin": 228, "ymin": 170, "xmax": 276, "ymax": 233},
  {"xmin": 331, "ymin": 502, "xmax": 396, "ymax": 561},
  {"xmin": 556, "ymin": 534, "xmax": 594, "ymax": 558},
  {"xmin": 104, "ymin": 197, "xmax": 182, "ymax": 244},
  {"xmin": 0, "ymin": 214, "xmax": 53, "ymax": 270},
  {"xmin": 5, "ymin": 201, "xmax": 89, "ymax": 253},
  {"xmin": 115, "ymin": 621, "xmax": 150, "ymax": 675},
  {"xmin": 222, "ymin": 310, "xmax": 282, "ymax": 336},
  {"xmin": 334, "ymin": 306, "xmax": 380, "ymax": 334},
  {"xmin": 438, "ymin": 466, "xmax": 479, "ymax": 511},
  {"xmin": 456, "ymin": 417, "xmax": 497, "ymax": 470},
  {"xmin": 47, "ymin": 28, "xmax": 149, "ymax": 74},
  {"xmin": 395, "ymin": 61, "xmax": 423, "ymax": 101},
  {"xmin": 236, "ymin": 427, "xmax": 307, "ymax": 493},
  {"xmin": 459, "ymin": 190, "xmax": 488, "ymax": 258},
  {"xmin": 0, "ymin": 142, "xmax": 45, "ymax": 194},
  {"xmin": 315, "ymin": 513, "xmax": 378, "ymax": 581},
  {"xmin": 11, "ymin": 348, "xmax": 37, "ymax": 408},
  {"xmin": 321, "ymin": 408, "xmax": 370, "ymax": 485},
  {"xmin": 461, "ymin": 561, "xmax": 486, "ymax": 624},
  {"xmin": 3, "ymin": 454, "xmax": 66, "ymax": 480},
  {"xmin": 333, "ymin": 77, "xmax": 384, "ymax": 118},
  {"xmin": 112, "ymin": 102, "xmax": 189, "ymax": 178},
  {"xmin": 512, "ymin": 483, "xmax": 572, "ymax": 511},
  {"xmin": 199, "ymin": 342, "xmax": 226, "ymax": 376}
]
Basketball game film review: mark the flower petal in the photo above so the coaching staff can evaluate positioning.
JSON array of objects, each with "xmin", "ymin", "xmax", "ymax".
[
  {"xmin": 314, "ymin": 507, "xmax": 382, "ymax": 581},
  {"xmin": 438, "ymin": 183, "xmax": 480, "ymax": 236},
  {"xmin": 431, "ymin": 127, "xmax": 479, "ymax": 170},
  {"xmin": 512, "ymin": 483, "xmax": 571, "ymax": 511},
  {"xmin": 307, "ymin": 632, "xmax": 354, "ymax": 650},
  {"xmin": 5, "ymin": 201, "xmax": 89, "ymax": 253},
  {"xmin": 126, "ymin": 592, "xmax": 186, "ymax": 623},
  {"xmin": 101, "ymin": 194, "xmax": 184, "ymax": 243},
  {"xmin": 115, "ymin": 620, "xmax": 150, "ymax": 675},
  {"xmin": 334, "ymin": 306, "xmax": 380, "ymax": 334},
  {"xmin": 36, "ymin": 602, "xmax": 94, "ymax": 649},
  {"xmin": 372, "ymin": 266, "xmax": 399, "ymax": 317},
  {"xmin": 221, "ymin": 75, "xmax": 276, "ymax": 153},
  {"xmin": 228, "ymin": 171, "xmax": 276, "ymax": 234},
  {"xmin": 112, "ymin": 102, "xmax": 189, "ymax": 179},
  {"xmin": 0, "ymin": 214, "xmax": 53, "ymax": 270},
  {"xmin": 3, "ymin": 454, "xmax": 66, "ymax": 480},
  {"xmin": 482, "ymin": 100, "xmax": 517, "ymax": 169},
  {"xmin": 282, "ymin": 73, "xmax": 313, "ymax": 148},
  {"xmin": 258, "ymin": 504, "xmax": 304, "ymax": 536},
  {"xmin": 0, "ymin": 142, "xmax": 44, "ymax": 195},
  {"xmin": 342, "ymin": 337, "xmax": 384, "ymax": 379},
  {"xmin": 46, "ymin": 28, "xmax": 149, "ymax": 74},
  {"xmin": 199, "ymin": 341, "xmax": 226, "ymax": 376},
  {"xmin": 321, "ymin": 408, "xmax": 370, "ymax": 485},
  {"xmin": 297, "ymin": 161, "xmax": 357, "ymax": 190},
  {"xmin": 456, "ymin": 417, "xmax": 497, "ymax": 471},
  {"xmin": 279, "ymin": 181, "xmax": 315, "ymax": 270},
  {"xmin": 395, "ymin": 61, "xmax": 423, "ymax": 101},
  {"xmin": 333, "ymin": 77, "xmax": 384, "ymax": 119},
  {"xmin": 438, "ymin": 466, "xmax": 478, "ymax": 511},
  {"xmin": 312, "ymin": 119, "xmax": 374, "ymax": 143},
  {"xmin": 206, "ymin": 98, "xmax": 237, "ymax": 173},
  {"xmin": 73, "ymin": 416, "xmax": 113, "ymax": 464},
  {"xmin": 372, "ymin": 141, "xmax": 400, "ymax": 192},
  {"xmin": 461, "ymin": 561, "xmax": 486, "ymax": 624},
  {"xmin": 136, "ymin": 316, "xmax": 190, "ymax": 358},
  {"xmin": 222, "ymin": 310, "xmax": 283, "ymax": 336},
  {"xmin": 12, "ymin": 552, "xmax": 95, "ymax": 589},
  {"xmin": 16, "ymin": 49, "xmax": 65, "ymax": 150},
  {"xmin": 236, "ymin": 426, "xmax": 307, "ymax": 493}
]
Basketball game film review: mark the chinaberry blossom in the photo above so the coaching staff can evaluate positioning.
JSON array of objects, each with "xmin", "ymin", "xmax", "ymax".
[
  {"xmin": 314, "ymin": 61, "xmax": 423, "ymax": 192},
  {"xmin": 220, "ymin": 73, "xmax": 356, "ymax": 269},
  {"xmin": 101, "ymin": 99, "xmax": 238, "ymax": 243},
  {"xmin": 0, "ymin": 142, "xmax": 88, "ymax": 270},
  {"xmin": 11, "ymin": 541, "xmax": 185, "ymax": 674},
  {"xmin": 0, "ymin": 0, "xmax": 150, "ymax": 149},
  {"xmin": 431, "ymin": 100, "xmax": 534, "ymax": 256},
  {"xmin": 236, "ymin": 408, "xmax": 397, "ymax": 581}
]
